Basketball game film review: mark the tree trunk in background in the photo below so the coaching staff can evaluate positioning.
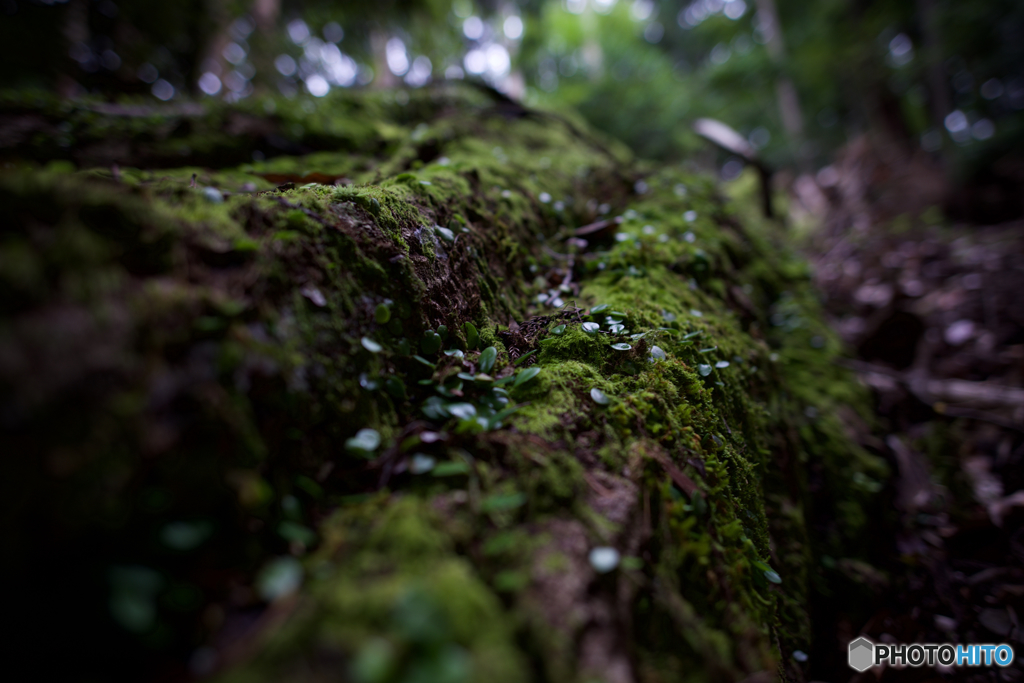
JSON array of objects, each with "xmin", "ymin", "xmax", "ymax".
[
  {"xmin": 371, "ymin": 29, "xmax": 400, "ymax": 88},
  {"xmin": 0, "ymin": 84, "xmax": 887, "ymax": 683},
  {"xmin": 58, "ymin": 0, "xmax": 90, "ymax": 98},
  {"xmin": 251, "ymin": 0, "xmax": 280, "ymax": 30},
  {"xmin": 755, "ymin": 0, "xmax": 807, "ymax": 168}
]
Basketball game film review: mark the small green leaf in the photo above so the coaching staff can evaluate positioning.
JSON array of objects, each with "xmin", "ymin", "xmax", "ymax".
[
  {"xmin": 590, "ymin": 388, "xmax": 610, "ymax": 405},
  {"xmin": 715, "ymin": 360, "xmax": 730, "ymax": 368},
  {"xmin": 463, "ymin": 321, "xmax": 479, "ymax": 349},
  {"xmin": 611, "ymin": 342, "xmax": 631, "ymax": 351},
  {"xmin": 481, "ymin": 492, "xmax": 527, "ymax": 513},
  {"xmin": 434, "ymin": 225, "xmax": 455, "ymax": 242},
  {"xmin": 755, "ymin": 560, "xmax": 782, "ymax": 584},
  {"xmin": 361, "ymin": 337, "xmax": 383, "ymax": 353},
  {"xmin": 691, "ymin": 491, "xmax": 707, "ymax": 517},
  {"xmin": 447, "ymin": 403, "xmax": 477, "ymax": 420},
  {"xmin": 479, "ymin": 346, "xmax": 498, "ymax": 373},
  {"xmin": 345, "ymin": 428, "xmax": 381, "ymax": 457},
  {"xmin": 409, "ymin": 454, "xmax": 435, "ymax": 474},
  {"xmin": 650, "ymin": 346, "xmax": 666, "ymax": 360},
  {"xmin": 161, "ymin": 521, "xmax": 212, "ymax": 551},
  {"xmin": 374, "ymin": 303, "xmax": 391, "ymax": 324},
  {"xmin": 512, "ymin": 349, "xmax": 537, "ymax": 366},
  {"xmin": 278, "ymin": 521, "xmax": 316, "ymax": 546},
  {"xmin": 421, "ymin": 332, "xmax": 442, "ymax": 356},
  {"xmin": 699, "ymin": 346, "xmax": 718, "ymax": 354},
  {"xmin": 436, "ymin": 380, "xmax": 462, "ymax": 397},
  {"xmin": 683, "ymin": 330, "xmax": 703, "ymax": 340},
  {"xmin": 436, "ymin": 324, "xmax": 448, "ymax": 341},
  {"xmin": 753, "ymin": 561, "xmax": 774, "ymax": 581},
  {"xmin": 582, "ymin": 322, "xmax": 600, "ymax": 334},
  {"xmin": 294, "ymin": 475, "xmax": 323, "ymax": 499},
  {"xmin": 697, "ymin": 364, "xmax": 713, "ymax": 376},
  {"xmin": 620, "ymin": 556, "xmax": 644, "ymax": 570},
  {"xmin": 457, "ymin": 372, "xmax": 476, "ymax": 381},
  {"xmin": 514, "ymin": 367, "xmax": 541, "ymax": 387},
  {"xmin": 412, "ymin": 355, "xmax": 436, "ymax": 368},
  {"xmin": 608, "ymin": 324, "xmax": 626, "ymax": 334},
  {"xmin": 385, "ymin": 377, "xmax": 406, "ymax": 399},
  {"xmin": 421, "ymin": 396, "xmax": 450, "ymax": 419},
  {"xmin": 444, "ymin": 348, "xmax": 464, "ymax": 358},
  {"xmin": 256, "ymin": 557, "xmax": 303, "ymax": 601},
  {"xmin": 590, "ymin": 304, "xmax": 609, "ymax": 313},
  {"xmin": 433, "ymin": 461, "xmax": 471, "ymax": 477},
  {"xmin": 551, "ymin": 324, "xmax": 566, "ymax": 335},
  {"xmin": 486, "ymin": 404, "xmax": 521, "ymax": 429}
]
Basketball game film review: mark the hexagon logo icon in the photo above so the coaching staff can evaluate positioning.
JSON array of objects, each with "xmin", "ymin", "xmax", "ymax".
[{"xmin": 848, "ymin": 637, "xmax": 875, "ymax": 672}]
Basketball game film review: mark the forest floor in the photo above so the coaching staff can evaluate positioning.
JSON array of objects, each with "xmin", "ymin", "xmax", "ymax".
[{"xmin": 790, "ymin": 137, "xmax": 1024, "ymax": 682}]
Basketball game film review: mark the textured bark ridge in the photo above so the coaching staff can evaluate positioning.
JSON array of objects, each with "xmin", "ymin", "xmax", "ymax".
[{"xmin": 0, "ymin": 85, "xmax": 886, "ymax": 682}]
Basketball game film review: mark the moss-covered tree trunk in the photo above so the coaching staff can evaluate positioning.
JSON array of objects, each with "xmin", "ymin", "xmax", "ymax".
[{"xmin": 0, "ymin": 84, "xmax": 886, "ymax": 683}]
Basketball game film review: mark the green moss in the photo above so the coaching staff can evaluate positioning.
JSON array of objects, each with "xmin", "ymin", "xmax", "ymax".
[
  {"xmin": 222, "ymin": 497, "xmax": 529, "ymax": 683},
  {"xmin": 1, "ymin": 86, "xmax": 887, "ymax": 683}
]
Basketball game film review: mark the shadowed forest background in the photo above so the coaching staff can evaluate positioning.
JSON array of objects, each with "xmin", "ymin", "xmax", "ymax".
[
  {"xmin": 2, "ymin": 1, "xmax": 1024, "ymax": 682},
  {"xmin": 5, "ymin": 0, "xmax": 1024, "ymax": 207}
]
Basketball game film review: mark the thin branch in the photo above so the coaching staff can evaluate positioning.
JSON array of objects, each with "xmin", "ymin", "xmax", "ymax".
[{"xmin": 837, "ymin": 358, "xmax": 1024, "ymax": 432}]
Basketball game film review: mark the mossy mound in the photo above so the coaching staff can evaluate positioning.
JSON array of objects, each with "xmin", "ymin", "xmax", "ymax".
[{"xmin": 0, "ymin": 84, "xmax": 886, "ymax": 683}]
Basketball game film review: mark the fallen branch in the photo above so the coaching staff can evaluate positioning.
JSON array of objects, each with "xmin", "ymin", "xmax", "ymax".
[{"xmin": 837, "ymin": 358, "xmax": 1024, "ymax": 431}]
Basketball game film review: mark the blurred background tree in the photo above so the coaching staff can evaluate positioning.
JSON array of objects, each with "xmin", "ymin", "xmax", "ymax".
[{"xmin": 2, "ymin": 0, "xmax": 1023, "ymax": 212}]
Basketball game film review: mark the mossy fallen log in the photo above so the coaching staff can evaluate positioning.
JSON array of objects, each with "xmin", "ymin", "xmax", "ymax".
[{"xmin": 0, "ymin": 84, "xmax": 887, "ymax": 683}]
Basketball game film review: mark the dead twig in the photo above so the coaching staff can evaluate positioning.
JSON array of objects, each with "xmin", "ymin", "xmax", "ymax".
[
  {"xmin": 572, "ymin": 216, "xmax": 623, "ymax": 238},
  {"xmin": 837, "ymin": 358, "xmax": 1024, "ymax": 432}
]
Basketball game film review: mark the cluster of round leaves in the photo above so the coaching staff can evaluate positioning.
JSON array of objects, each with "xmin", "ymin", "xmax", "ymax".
[
  {"xmin": 419, "ymin": 335, "xmax": 543, "ymax": 435},
  {"xmin": 560, "ymin": 303, "xmax": 667, "ymax": 406},
  {"xmin": 353, "ymin": 307, "xmax": 546, "ymax": 455},
  {"xmin": 353, "ymin": 300, "xmax": 741, "ymax": 457},
  {"xmin": 553, "ymin": 304, "xmax": 738, "ymax": 407}
]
